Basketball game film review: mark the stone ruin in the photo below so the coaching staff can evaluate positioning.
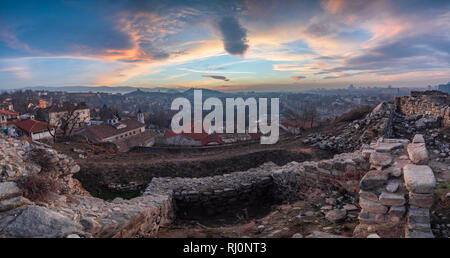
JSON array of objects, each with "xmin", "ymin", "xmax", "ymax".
[
  {"xmin": 0, "ymin": 92, "xmax": 445, "ymax": 237},
  {"xmin": 0, "ymin": 131, "xmax": 438, "ymax": 238},
  {"xmin": 356, "ymin": 135, "xmax": 436, "ymax": 237}
]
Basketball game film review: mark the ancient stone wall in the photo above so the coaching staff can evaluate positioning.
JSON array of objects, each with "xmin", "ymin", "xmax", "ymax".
[
  {"xmin": 145, "ymin": 150, "xmax": 369, "ymax": 219},
  {"xmin": 356, "ymin": 134, "xmax": 436, "ymax": 238},
  {"xmin": 396, "ymin": 95, "xmax": 450, "ymax": 127}
]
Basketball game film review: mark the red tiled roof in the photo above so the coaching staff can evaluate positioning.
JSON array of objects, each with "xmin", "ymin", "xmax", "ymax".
[
  {"xmin": 165, "ymin": 122, "xmax": 224, "ymax": 146},
  {"xmin": 0, "ymin": 109, "xmax": 19, "ymax": 116},
  {"xmin": 15, "ymin": 119, "xmax": 54, "ymax": 134}
]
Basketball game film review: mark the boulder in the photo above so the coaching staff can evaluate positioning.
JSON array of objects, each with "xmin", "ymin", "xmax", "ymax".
[
  {"xmin": 325, "ymin": 209, "xmax": 347, "ymax": 222},
  {"xmin": 0, "ymin": 196, "xmax": 32, "ymax": 212},
  {"xmin": 407, "ymin": 143, "xmax": 429, "ymax": 165},
  {"xmin": 412, "ymin": 134, "xmax": 425, "ymax": 144},
  {"xmin": 0, "ymin": 182, "xmax": 21, "ymax": 201},
  {"xmin": 403, "ymin": 164, "xmax": 436, "ymax": 194},
  {"xmin": 0, "ymin": 206, "xmax": 83, "ymax": 238}
]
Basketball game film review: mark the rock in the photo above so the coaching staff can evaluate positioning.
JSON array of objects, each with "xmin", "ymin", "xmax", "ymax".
[
  {"xmin": 304, "ymin": 211, "xmax": 314, "ymax": 216},
  {"xmin": 405, "ymin": 228, "xmax": 434, "ymax": 238},
  {"xmin": 321, "ymin": 205, "xmax": 332, "ymax": 210},
  {"xmin": 379, "ymin": 192, "xmax": 405, "ymax": 206},
  {"xmin": 412, "ymin": 134, "xmax": 425, "ymax": 144},
  {"xmin": 305, "ymin": 231, "xmax": 346, "ymax": 238},
  {"xmin": 0, "ymin": 206, "xmax": 83, "ymax": 238},
  {"xmin": 358, "ymin": 210, "xmax": 386, "ymax": 224},
  {"xmin": 70, "ymin": 165, "xmax": 80, "ymax": 174},
  {"xmin": 325, "ymin": 197, "xmax": 336, "ymax": 205},
  {"xmin": 369, "ymin": 152, "xmax": 392, "ymax": 169},
  {"xmin": 403, "ymin": 164, "xmax": 436, "ymax": 194},
  {"xmin": 0, "ymin": 196, "xmax": 32, "ymax": 212},
  {"xmin": 325, "ymin": 209, "xmax": 347, "ymax": 222},
  {"xmin": 291, "ymin": 233, "xmax": 303, "ymax": 238},
  {"xmin": 343, "ymin": 204, "xmax": 358, "ymax": 211},
  {"xmin": 407, "ymin": 208, "xmax": 430, "ymax": 224},
  {"xmin": 360, "ymin": 170, "xmax": 388, "ymax": 191},
  {"xmin": 0, "ymin": 182, "xmax": 21, "ymax": 201},
  {"xmin": 375, "ymin": 143, "xmax": 404, "ymax": 153},
  {"xmin": 409, "ymin": 192, "xmax": 434, "ymax": 208},
  {"xmin": 367, "ymin": 233, "xmax": 380, "ymax": 238},
  {"xmin": 386, "ymin": 182, "xmax": 399, "ymax": 193},
  {"xmin": 359, "ymin": 190, "xmax": 379, "ymax": 202},
  {"xmin": 359, "ymin": 197, "xmax": 387, "ymax": 214},
  {"xmin": 407, "ymin": 143, "xmax": 429, "ymax": 165},
  {"xmin": 388, "ymin": 206, "xmax": 405, "ymax": 217},
  {"xmin": 66, "ymin": 234, "xmax": 81, "ymax": 238}
]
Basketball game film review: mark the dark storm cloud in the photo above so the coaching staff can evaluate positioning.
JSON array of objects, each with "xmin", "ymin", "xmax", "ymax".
[
  {"xmin": 202, "ymin": 75, "xmax": 230, "ymax": 81},
  {"xmin": 218, "ymin": 16, "xmax": 249, "ymax": 56}
]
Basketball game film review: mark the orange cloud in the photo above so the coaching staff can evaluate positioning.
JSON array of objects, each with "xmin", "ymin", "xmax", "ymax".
[{"xmin": 323, "ymin": 0, "xmax": 346, "ymax": 14}]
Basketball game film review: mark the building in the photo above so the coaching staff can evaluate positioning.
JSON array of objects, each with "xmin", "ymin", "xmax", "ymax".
[
  {"xmin": 0, "ymin": 109, "xmax": 19, "ymax": 129},
  {"xmin": 164, "ymin": 122, "xmax": 224, "ymax": 146},
  {"xmin": 45, "ymin": 103, "xmax": 90, "ymax": 128},
  {"xmin": 82, "ymin": 118, "xmax": 145, "ymax": 143},
  {"xmin": 438, "ymin": 82, "xmax": 450, "ymax": 94},
  {"xmin": 14, "ymin": 119, "xmax": 55, "ymax": 140}
]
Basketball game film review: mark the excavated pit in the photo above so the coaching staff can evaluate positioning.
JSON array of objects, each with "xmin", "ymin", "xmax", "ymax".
[
  {"xmin": 172, "ymin": 178, "xmax": 278, "ymax": 224},
  {"xmin": 75, "ymin": 149, "xmax": 313, "ymax": 198}
]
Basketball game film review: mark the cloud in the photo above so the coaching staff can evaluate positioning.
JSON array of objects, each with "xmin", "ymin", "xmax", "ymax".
[
  {"xmin": 202, "ymin": 75, "xmax": 230, "ymax": 81},
  {"xmin": 291, "ymin": 76, "xmax": 306, "ymax": 81},
  {"xmin": 218, "ymin": 16, "xmax": 249, "ymax": 56}
]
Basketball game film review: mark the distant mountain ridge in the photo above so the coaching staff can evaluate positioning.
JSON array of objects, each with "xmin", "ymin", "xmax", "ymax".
[{"xmin": 10, "ymin": 86, "xmax": 185, "ymax": 94}]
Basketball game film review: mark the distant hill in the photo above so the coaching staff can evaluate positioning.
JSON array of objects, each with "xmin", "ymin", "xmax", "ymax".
[
  {"xmin": 14, "ymin": 86, "xmax": 183, "ymax": 94},
  {"xmin": 182, "ymin": 88, "xmax": 224, "ymax": 96}
]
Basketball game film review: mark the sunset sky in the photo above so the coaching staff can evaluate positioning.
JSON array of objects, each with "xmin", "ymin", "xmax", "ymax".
[{"xmin": 0, "ymin": 0, "xmax": 449, "ymax": 91}]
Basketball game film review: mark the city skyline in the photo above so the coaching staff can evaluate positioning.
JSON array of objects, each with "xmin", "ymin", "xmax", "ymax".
[{"xmin": 1, "ymin": 0, "xmax": 450, "ymax": 91}]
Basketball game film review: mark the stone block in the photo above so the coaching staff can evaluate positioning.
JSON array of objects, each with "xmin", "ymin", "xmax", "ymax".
[
  {"xmin": 407, "ymin": 143, "xmax": 429, "ymax": 165},
  {"xmin": 360, "ymin": 170, "xmax": 388, "ymax": 191},
  {"xmin": 375, "ymin": 142, "xmax": 404, "ymax": 153},
  {"xmin": 379, "ymin": 192, "xmax": 405, "ymax": 206},
  {"xmin": 412, "ymin": 134, "xmax": 425, "ymax": 143},
  {"xmin": 405, "ymin": 228, "xmax": 434, "ymax": 238},
  {"xmin": 369, "ymin": 152, "xmax": 393, "ymax": 169},
  {"xmin": 409, "ymin": 192, "xmax": 433, "ymax": 208},
  {"xmin": 359, "ymin": 197, "xmax": 387, "ymax": 214},
  {"xmin": 359, "ymin": 190, "xmax": 379, "ymax": 202},
  {"xmin": 388, "ymin": 205, "xmax": 405, "ymax": 217},
  {"xmin": 407, "ymin": 207, "xmax": 430, "ymax": 225},
  {"xmin": 403, "ymin": 164, "xmax": 436, "ymax": 194}
]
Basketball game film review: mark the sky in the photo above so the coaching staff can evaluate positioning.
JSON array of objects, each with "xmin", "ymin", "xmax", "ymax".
[{"xmin": 0, "ymin": 0, "xmax": 449, "ymax": 91}]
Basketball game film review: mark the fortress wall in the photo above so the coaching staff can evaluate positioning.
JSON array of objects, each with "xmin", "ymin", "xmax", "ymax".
[{"xmin": 396, "ymin": 95, "xmax": 450, "ymax": 127}]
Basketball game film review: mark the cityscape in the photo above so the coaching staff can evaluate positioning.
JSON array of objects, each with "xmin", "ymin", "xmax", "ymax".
[{"xmin": 0, "ymin": 0, "xmax": 449, "ymax": 248}]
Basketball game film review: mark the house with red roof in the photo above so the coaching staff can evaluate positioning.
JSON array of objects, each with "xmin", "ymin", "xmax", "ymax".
[
  {"xmin": 14, "ymin": 119, "xmax": 55, "ymax": 140},
  {"xmin": 164, "ymin": 122, "xmax": 224, "ymax": 146},
  {"xmin": 0, "ymin": 109, "xmax": 19, "ymax": 129}
]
